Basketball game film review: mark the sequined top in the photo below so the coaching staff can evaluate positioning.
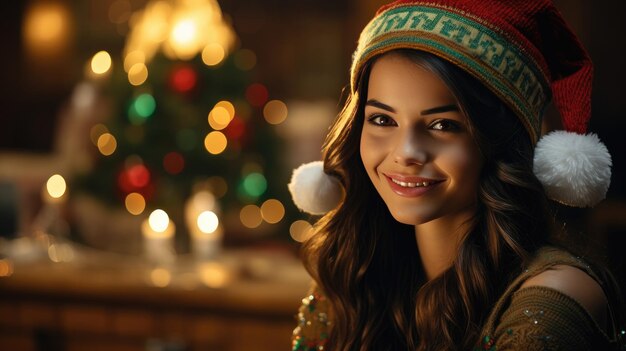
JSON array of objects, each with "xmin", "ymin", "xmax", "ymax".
[{"xmin": 292, "ymin": 246, "xmax": 626, "ymax": 350}]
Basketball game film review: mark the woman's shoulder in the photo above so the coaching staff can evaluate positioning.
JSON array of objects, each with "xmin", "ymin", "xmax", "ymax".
[
  {"xmin": 479, "ymin": 246, "xmax": 625, "ymax": 350},
  {"xmin": 520, "ymin": 263, "xmax": 607, "ymax": 330}
]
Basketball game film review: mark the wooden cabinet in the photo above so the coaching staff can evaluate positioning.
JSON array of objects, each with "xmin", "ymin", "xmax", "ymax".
[{"xmin": 0, "ymin": 247, "xmax": 310, "ymax": 351}]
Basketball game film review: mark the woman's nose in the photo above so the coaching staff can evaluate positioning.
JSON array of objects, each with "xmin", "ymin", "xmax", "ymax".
[{"xmin": 393, "ymin": 128, "xmax": 428, "ymax": 166}]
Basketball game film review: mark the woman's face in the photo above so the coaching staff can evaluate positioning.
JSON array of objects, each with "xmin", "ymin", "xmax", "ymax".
[{"xmin": 360, "ymin": 52, "xmax": 483, "ymax": 226}]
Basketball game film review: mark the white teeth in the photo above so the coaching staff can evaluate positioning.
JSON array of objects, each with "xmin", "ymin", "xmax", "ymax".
[{"xmin": 391, "ymin": 178, "xmax": 433, "ymax": 188}]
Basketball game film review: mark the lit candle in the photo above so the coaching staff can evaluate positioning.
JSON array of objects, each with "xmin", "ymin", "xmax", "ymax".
[
  {"xmin": 142, "ymin": 209, "xmax": 176, "ymax": 263},
  {"xmin": 191, "ymin": 210, "xmax": 223, "ymax": 260},
  {"xmin": 43, "ymin": 174, "xmax": 67, "ymax": 204}
]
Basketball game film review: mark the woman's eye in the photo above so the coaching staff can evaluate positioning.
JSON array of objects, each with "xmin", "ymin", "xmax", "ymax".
[
  {"xmin": 430, "ymin": 119, "xmax": 461, "ymax": 131},
  {"xmin": 367, "ymin": 114, "xmax": 396, "ymax": 126}
]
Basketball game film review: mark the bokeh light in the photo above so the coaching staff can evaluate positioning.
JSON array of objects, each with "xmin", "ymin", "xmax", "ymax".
[
  {"xmin": 197, "ymin": 210, "xmax": 219, "ymax": 233},
  {"xmin": 129, "ymin": 93, "xmax": 156, "ymax": 124},
  {"xmin": 260, "ymin": 199, "xmax": 285, "ymax": 224},
  {"xmin": 163, "ymin": 151, "xmax": 185, "ymax": 175},
  {"xmin": 202, "ymin": 43, "xmax": 225, "ymax": 66},
  {"xmin": 91, "ymin": 50, "xmax": 112, "ymax": 74},
  {"xmin": 128, "ymin": 63, "xmax": 149, "ymax": 85},
  {"xmin": 242, "ymin": 172, "xmax": 267, "ymax": 197},
  {"xmin": 0, "ymin": 259, "xmax": 13, "ymax": 277},
  {"xmin": 48, "ymin": 243, "xmax": 74, "ymax": 263},
  {"xmin": 150, "ymin": 268, "xmax": 171, "ymax": 287},
  {"xmin": 97, "ymin": 133, "xmax": 118, "ymax": 156},
  {"xmin": 208, "ymin": 106, "xmax": 231, "ymax": 130},
  {"xmin": 127, "ymin": 164, "xmax": 151, "ymax": 188},
  {"xmin": 263, "ymin": 100, "xmax": 288, "ymax": 125},
  {"xmin": 46, "ymin": 174, "xmax": 66, "ymax": 199},
  {"xmin": 240, "ymin": 205, "xmax": 262, "ymax": 229},
  {"xmin": 90, "ymin": 124, "xmax": 109, "ymax": 145},
  {"xmin": 23, "ymin": 2, "xmax": 70, "ymax": 52},
  {"xmin": 125, "ymin": 192, "xmax": 146, "ymax": 215},
  {"xmin": 198, "ymin": 262, "xmax": 230, "ymax": 288},
  {"xmin": 215, "ymin": 100, "xmax": 235, "ymax": 118},
  {"xmin": 170, "ymin": 65, "xmax": 197, "ymax": 93},
  {"xmin": 148, "ymin": 209, "xmax": 169, "ymax": 233},
  {"xmin": 124, "ymin": 50, "xmax": 146, "ymax": 72},
  {"xmin": 245, "ymin": 83, "xmax": 269, "ymax": 108},
  {"xmin": 204, "ymin": 131, "xmax": 227, "ymax": 154},
  {"xmin": 290, "ymin": 220, "xmax": 314, "ymax": 242}
]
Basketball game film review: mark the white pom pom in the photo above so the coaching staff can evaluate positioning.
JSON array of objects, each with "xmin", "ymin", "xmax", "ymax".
[
  {"xmin": 288, "ymin": 161, "xmax": 344, "ymax": 215},
  {"xmin": 533, "ymin": 131, "xmax": 612, "ymax": 207}
]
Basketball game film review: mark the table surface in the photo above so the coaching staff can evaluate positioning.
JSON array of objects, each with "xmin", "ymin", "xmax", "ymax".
[{"xmin": 0, "ymin": 238, "xmax": 312, "ymax": 317}]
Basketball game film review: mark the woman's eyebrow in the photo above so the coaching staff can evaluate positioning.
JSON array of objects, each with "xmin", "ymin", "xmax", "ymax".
[
  {"xmin": 420, "ymin": 104, "xmax": 459, "ymax": 115},
  {"xmin": 365, "ymin": 100, "xmax": 458, "ymax": 116},
  {"xmin": 365, "ymin": 99, "xmax": 396, "ymax": 113}
]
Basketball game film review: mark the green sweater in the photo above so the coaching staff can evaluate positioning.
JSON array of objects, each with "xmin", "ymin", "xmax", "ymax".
[{"xmin": 292, "ymin": 247, "xmax": 625, "ymax": 350}]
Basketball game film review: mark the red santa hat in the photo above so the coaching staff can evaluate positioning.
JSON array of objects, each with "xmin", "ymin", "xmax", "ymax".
[{"xmin": 289, "ymin": 0, "xmax": 611, "ymax": 213}]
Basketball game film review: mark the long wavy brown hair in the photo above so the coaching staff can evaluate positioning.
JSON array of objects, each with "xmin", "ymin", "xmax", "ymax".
[{"xmin": 300, "ymin": 49, "xmax": 558, "ymax": 350}]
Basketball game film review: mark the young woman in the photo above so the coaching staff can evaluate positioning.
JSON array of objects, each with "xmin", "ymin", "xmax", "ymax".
[{"xmin": 288, "ymin": 1, "xmax": 623, "ymax": 350}]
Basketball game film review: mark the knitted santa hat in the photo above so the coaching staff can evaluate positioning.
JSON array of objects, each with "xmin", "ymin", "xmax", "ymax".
[{"xmin": 289, "ymin": 0, "xmax": 611, "ymax": 214}]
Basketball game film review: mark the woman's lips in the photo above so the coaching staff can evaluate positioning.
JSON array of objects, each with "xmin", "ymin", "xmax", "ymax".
[{"xmin": 384, "ymin": 174, "xmax": 444, "ymax": 197}]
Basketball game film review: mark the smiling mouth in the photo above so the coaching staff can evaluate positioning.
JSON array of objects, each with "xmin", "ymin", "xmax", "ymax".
[{"xmin": 390, "ymin": 178, "xmax": 437, "ymax": 188}]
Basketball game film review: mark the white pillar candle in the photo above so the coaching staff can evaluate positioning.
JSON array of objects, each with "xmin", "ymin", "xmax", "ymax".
[
  {"xmin": 191, "ymin": 210, "xmax": 222, "ymax": 260},
  {"xmin": 142, "ymin": 209, "xmax": 176, "ymax": 263}
]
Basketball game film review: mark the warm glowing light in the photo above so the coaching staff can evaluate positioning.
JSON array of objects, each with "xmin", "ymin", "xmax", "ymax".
[
  {"xmin": 215, "ymin": 100, "xmax": 235, "ymax": 119},
  {"xmin": 124, "ymin": 50, "xmax": 146, "ymax": 72},
  {"xmin": 23, "ymin": 3, "xmax": 70, "ymax": 51},
  {"xmin": 240, "ymin": 205, "xmax": 262, "ymax": 229},
  {"xmin": 202, "ymin": 43, "xmax": 225, "ymax": 66},
  {"xmin": 150, "ymin": 268, "xmax": 171, "ymax": 287},
  {"xmin": 97, "ymin": 133, "xmax": 118, "ymax": 156},
  {"xmin": 46, "ymin": 174, "xmax": 67, "ymax": 199},
  {"xmin": 290, "ymin": 220, "xmax": 314, "ymax": 242},
  {"xmin": 124, "ymin": 0, "xmax": 236, "ymax": 65},
  {"xmin": 234, "ymin": 49, "xmax": 257, "ymax": 71},
  {"xmin": 172, "ymin": 19, "xmax": 197, "ymax": 45},
  {"xmin": 198, "ymin": 262, "xmax": 230, "ymax": 288},
  {"xmin": 208, "ymin": 106, "xmax": 231, "ymax": 130},
  {"xmin": 204, "ymin": 131, "xmax": 227, "ymax": 154},
  {"xmin": 91, "ymin": 51, "xmax": 112, "ymax": 74},
  {"xmin": 197, "ymin": 211, "xmax": 219, "ymax": 234},
  {"xmin": 0, "ymin": 259, "xmax": 13, "ymax": 277},
  {"xmin": 48, "ymin": 243, "xmax": 75, "ymax": 263},
  {"xmin": 261, "ymin": 199, "xmax": 285, "ymax": 224},
  {"xmin": 90, "ymin": 124, "xmax": 109, "ymax": 145},
  {"xmin": 263, "ymin": 100, "xmax": 288, "ymax": 125},
  {"xmin": 125, "ymin": 192, "xmax": 146, "ymax": 215},
  {"xmin": 149, "ymin": 209, "xmax": 170, "ymax": 233},
  {"xmin": 128, "ymin": 63, "xmax": 148, "ymax": 85}
]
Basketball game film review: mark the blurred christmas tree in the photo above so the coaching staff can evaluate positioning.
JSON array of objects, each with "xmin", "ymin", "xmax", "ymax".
[{"xmin": 76, "ymin": 0, "xmax": 294, "ymax": 249}]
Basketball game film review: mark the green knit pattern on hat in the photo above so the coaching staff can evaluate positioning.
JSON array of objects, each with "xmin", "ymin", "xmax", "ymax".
[{"xmin": 351, "ymin": 4, "xmax": 552, "ymax": 143}]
